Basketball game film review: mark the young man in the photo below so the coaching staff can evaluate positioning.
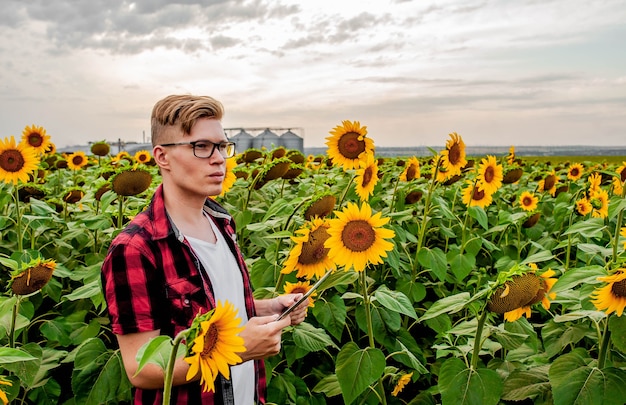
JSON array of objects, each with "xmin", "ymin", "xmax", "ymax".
[{"xmin": 101, "ymin": 94, "xmax": 308, "ymax": 404}]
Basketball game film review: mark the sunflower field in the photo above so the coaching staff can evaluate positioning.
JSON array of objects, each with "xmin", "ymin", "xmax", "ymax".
[{"xmin": 1, "ymin": 123, "xmax": 626, "ymax": 405}]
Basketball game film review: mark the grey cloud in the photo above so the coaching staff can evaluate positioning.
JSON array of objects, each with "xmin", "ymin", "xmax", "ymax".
[{"xmin": 10, "ymin": 0, "xmax": 297, "ymax": 54}]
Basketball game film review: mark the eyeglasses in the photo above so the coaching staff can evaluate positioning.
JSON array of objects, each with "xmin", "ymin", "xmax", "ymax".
[{"xmin": 159, "ymin": 140, "xmax": 236, "ymax": 159}]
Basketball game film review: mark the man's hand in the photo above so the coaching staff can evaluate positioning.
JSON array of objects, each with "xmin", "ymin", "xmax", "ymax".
[{"xmin": 239, "ymin": 315, "xmax": 291, "ymax": 362}]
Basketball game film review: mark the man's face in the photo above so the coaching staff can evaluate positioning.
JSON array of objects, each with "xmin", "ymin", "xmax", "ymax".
[{"xmin": 157, "ymin": 118, "xmax": 228, "ymax": 198}]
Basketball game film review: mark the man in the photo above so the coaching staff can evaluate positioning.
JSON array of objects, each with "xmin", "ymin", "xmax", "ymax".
[{"xmin": 101, "ymin": 94, "xmax": 308, "ymax": 404}]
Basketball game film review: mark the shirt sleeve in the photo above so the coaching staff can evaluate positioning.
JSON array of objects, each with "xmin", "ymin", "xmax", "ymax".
[{"xmin": 101, "ymin": 238, "xmax": 163, "ymax": 335}]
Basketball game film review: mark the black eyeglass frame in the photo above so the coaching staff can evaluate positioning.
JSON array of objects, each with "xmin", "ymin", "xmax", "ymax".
[{"xmin": 158, "ymin": 140, "xmax": 236, "ymax": 159}]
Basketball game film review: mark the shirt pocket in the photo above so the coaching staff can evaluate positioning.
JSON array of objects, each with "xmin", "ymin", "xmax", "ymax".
[{"xmin": 165, "ymin": 276, "xmax": 204, "ymax": 328}]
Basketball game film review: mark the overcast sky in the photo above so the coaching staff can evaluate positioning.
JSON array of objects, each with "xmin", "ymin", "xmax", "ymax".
[{"xmin": 1, "ymin": 0, "xmax": 625, "ymax": 149}]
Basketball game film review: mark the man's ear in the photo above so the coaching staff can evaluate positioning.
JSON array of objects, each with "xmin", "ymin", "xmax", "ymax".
[{"xmin": 152, "ymin": 146, "xmax": 169, "ymax": 169}]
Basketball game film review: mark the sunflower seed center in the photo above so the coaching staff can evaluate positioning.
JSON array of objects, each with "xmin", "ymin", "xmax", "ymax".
[
  {"xmin": 201, "ymin": 323, "xmax": 219, "ymax": 357},
  {"xmin": 337, "ymin": 132, "xmax": 365, "ymax": 159},
  {"xmin": 341, "ymin": 220, "xmax": 375, "ymax": 252},
  {"xmin": 0, "ymin": 149, "xmax": 25, "ymax": 172}
]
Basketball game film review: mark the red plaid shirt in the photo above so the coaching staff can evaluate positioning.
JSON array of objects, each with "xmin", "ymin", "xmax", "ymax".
[{"xmin": 101, "ymin": 184, "xmax": 266, "ymax": 404}]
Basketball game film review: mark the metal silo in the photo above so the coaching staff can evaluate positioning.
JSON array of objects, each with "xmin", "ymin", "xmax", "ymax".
[
  {"xmin": 230, "ymin": 129, "xmax": 254, "ymax": 152},
  {"xmin": 253, "ymin": 128, "xmax": 280, "ymax": 150},
  {"xmin": 279, "ymin": 130, "xmax": 303, "ymax": 152}
]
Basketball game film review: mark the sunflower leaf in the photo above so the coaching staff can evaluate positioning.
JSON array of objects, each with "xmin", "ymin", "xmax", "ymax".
[
  {"xmin": 420, "ymin": 292, "xmax": 471, "ymax": 321},
  {"xmin": 292, "ymin": 322, "xmax": 338, "ymax": 352},
  {"xmin": 135, "ymin": 335, "xmax": 180, "ymax": 375},
  {"xmin": 438, "ymin": 357, "xmax": 502, "ymax": 405},
  {"xmin": 373, "ymin": 285, "xmax": 417, "ymax": 319},
  {"xmin": 609, "ymin": 315, "xmax": 626, "ymax": 354},
  {"xmin": 550, "ymin": 265, "xmax": 605, "ymax": 294},
  {"xmin": 335, "ymin": 342, "xmax": 385, "ymax": 405}
]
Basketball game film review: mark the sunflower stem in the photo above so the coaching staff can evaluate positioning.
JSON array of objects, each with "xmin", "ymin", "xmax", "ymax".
[
  {"xmin": 471, "ymin": 310, "xmax": 488, "ymax": 370},
  {"xmin": 13, "ymin": 185, "xmax": 23, "ymax": 254},
  {"xmin": 359, "ymin": 269, "xmax": 387, "ymax": 405},
  {"xmin": 117, "ymin": 196, "xmax": 125, "ymax": 229},
  {"xmin": 598, "ymin": 317, "xmax": 611, "ymax": 369},
  {"xmin": 412, "ymin": 159, "xmax": 439, "ymax": 277},
  {"xmin": 9, "ymin": 296, "xmax": 21, "ymax": 349},
  {"xmin": 163, "ymin": 329, "xmax": 188, "ymax": 405},
  {"xmin": 610, "ymin": 185, "xmax": 626, "ymax": 266},
  {"xmin": 337, "ymin": 174, "xmax": 356, "ymax": 208}
]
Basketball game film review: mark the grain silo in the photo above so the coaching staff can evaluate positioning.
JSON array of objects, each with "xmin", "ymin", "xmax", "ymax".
[
  {"xmin": 253, "ymin": 128, "xmax": 280, "ymax": 150},
  {"xmin": 279, "ymin": 130, "xmax": 303, "ymax": 152},
  {"xmin": 230, "ymin": 129, "xmax": 254, "ymax": 152}
]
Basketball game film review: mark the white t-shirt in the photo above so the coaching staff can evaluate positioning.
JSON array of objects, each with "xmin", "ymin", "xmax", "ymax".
[{"xmin": 186, "ymin": 216, "xmax": 255, "ymax": 405}]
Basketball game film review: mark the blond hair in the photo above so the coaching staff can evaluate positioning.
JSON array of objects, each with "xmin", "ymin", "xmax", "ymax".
[{"xmin": 151, "ymin": 95, "xmax": 224, "ymax": 146}]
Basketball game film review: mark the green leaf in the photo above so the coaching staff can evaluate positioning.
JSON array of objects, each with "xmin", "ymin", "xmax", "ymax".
[
  {"xmin": 609, "ymin": 315, "xmax": 626, "ymax": 354},
  {"xmin": 373, "ymin": 285, "xmax": 417, "ymax": 319},
  {"xmin": 420, "ymin": 292, "xmax": 471, "ymax": 321},
  {"xmin": 447, "ymin": 248, "xmax": 475, "ymax": 281},
  {"xmin": 2, "ymin": 343, "xmax": 42, "ymax": 387},
  {"xmin": 292, "ymin": 322, "xmax": 337, "ymax": 352},
  {"xmin": 468, "ymin": 206, "xmax": 489, "ymax": 230},
  {"xmin": 417, "ymin": 246, "xmax": 448, "ymax": 282},
  {"xmin": 439, "ymin": 357, "xmax": 502, "ymax": 405},
  {"xmin": 0, "ymin": 347, "xmax": 38, "ymax": 363},
  {"xmin": 520, "ymin": 250, "xmax": 554, "ymax": 265},
  {"xmin": 550, "ymin": 265, "xmax": 605, "ymax": 294},
  {"xmin": 312, "ymin": 294, "xmax": 347, "ymax": 340},
  {"xmin": 561, "ymin": 217, "xmax": 606, "ymax": 238},
  {"xmin": 312, "ymin": 374, "xmax": 342, "ymax": 397},
  {"xmin": 549, "ymin": 348, "xmax": 626, "ymax": 405},
  {"xmin": 335, "ymin": 342, "xmax": 386, "ymax": 405},
  {"xmin": 135, "ymin": 335, "xmax": 175, "ymax": 373},
  {"xmin": 71, "ymin": 338, "xmax": 133, "ymax": 405},
  {"xmin": 501, "ymin": 366, "xmax": 551, "ymax": 401}
]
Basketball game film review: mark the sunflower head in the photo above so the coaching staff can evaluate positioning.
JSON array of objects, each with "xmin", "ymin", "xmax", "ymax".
[
  {"xmin": 0, "ymin": 136, "xmax": 41, "ymax": 185},
  {"xmin": 325, "ymin": 202, "xmax": 395, "ymax": 272},
  {"xmin": 461, "ymin": 181, "xmax": 493, "ymax": 208},
  {"xmin": 63, "ymin": 188, "xmax": 85, "ymax": 204},
  {"xmin": 439, "ymin": 132, "xmax": 467, "ymax": 178},
  {"xmin": 575, "ymin": 197, "xmax": 592, "ymax": 216},
  {"xmin": 325, "ymin": 120, "xmax": 374, "ymax": 171},
  {"xmin": 400, "ymin": 157, "xmax": 420, "ymax": 182},
  {"xmin": 10, "ymin": 258, "xmax": 56, "ymax": 296},
  {"xmin": 487, "ymin": 272, "xmax": 541, "ymax": 314},
  {"xmin": 303, "ymin": 193, "xmax": 336, "ymax": 220},
  {"xmin": 591, "ymin": 270, "xmax": 626, "ymax": 316},
  {"xmin": 354, "ymin": 153, "xmax": 379, "ymax": 201},
  {"xmin": 134, "ymin": 150, "xmax": 152, "ymax": 164},
  {"xmin": 519, "ymin": 191, "xmax": 538, "ymax": 212},
  {"xmin": 404, "ymin": 190, "xmax": 423, "ymax": 204},
  {"xmin": 111, "ymin": 168, "xmax": 153, "ymax": 196},
  {"xmin": 567, "ymin": 163, "xmax": 584, "ymax": 181},
  {"xmin": 286, "ymin": 150, "xmax": 305, "ymax": 164},
  {"xmin": 67, "ymin": 151, "xmax": 89, "ymax": 171},
  {"xmin": 90, "ymin": 141, "xmax": 111, "ymax": 156},
  {"xmin": 283, "ymin": 280, "xmax": 316, "ymax": 307},
  {"xmin": 21, "ymin": 125, "xmax": 52, "ymax": 155},
  {"xmin": 281, "ymin": 218, "xmax": 335, "ymax": 279},
  {"xmin": 522, "ymin": 212, "xmax": 541, "ymax": 228},
  {"xmin": 184, "ymin": 301, "xmax": 246, "ymax": 392},
  {"xmin": 502, "ymin": 168, "xmax": 524, "ymax": 184},
  {"xmin": 281, "ymin": 163, "xmax": 305, "ymax": 180},
  {"xmin": 18, "ymin": 184, "xmax": 46, "ymax": 202},
  {"xmin": 241, "ymin": 149, "xmax": 265, "ymax": 163}
]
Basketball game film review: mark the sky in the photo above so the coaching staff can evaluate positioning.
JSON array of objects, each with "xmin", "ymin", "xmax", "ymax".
[{"xmin": 1, "ymin": 0, "xmax": 625, "ymax": 150}]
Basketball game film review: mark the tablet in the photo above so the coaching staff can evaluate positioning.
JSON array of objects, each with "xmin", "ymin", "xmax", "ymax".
[{"xmin": 276, "ymin": 270, "xmax": 332, "ymax": 321}]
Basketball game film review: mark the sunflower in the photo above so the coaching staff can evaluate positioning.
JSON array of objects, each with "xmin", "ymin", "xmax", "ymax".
[
  {"xmin": 214, "ymin": 157, "xmax": 238, "ymax": 197},
  {"xmin": 391, "ymin": 372, "xmax": 413, "ymax": 397},
  {"xmin": 10, "ymin": 258, "xmax": 56, "ymax": 296},
  {"xmin": 589, "ymin": 189, "xmax": 609, "ymax": 219},
  {"xmin": 567, "ymin": 163, "xmax": 584, "ymax": 181},
  {"xmin": 591, "ymin": 270, "xmax": 626, "ymax": 316},
  {"xmin": 0, "ymin": 378, "xmax": 11, "ymax": 405},
  {"xmin": 325, "ymin": 202, "xmax": 395, "ymax": 272},
  {"xmin": 522, "ymin": 212, "xmax": 541, "ymax": 228},
  {"xmin": 21, "ymin": 124, "xmax": 51, "ymax": 155},
  {"xmin": 499, "ymin": 269, "xmax": 557, "ymax": 322},
  {"xmin": 404, "ymin": 190, "xmax": 423, "ymax": 204},
  {"xmin": 461, "ymin": 181, "xmax": 493, "ymax": 209},
  {"xmin": 617, "ymin": 161, "xmax": 626, "ymax": 183},
  {"xmin": 303, "ymin": 193, "xmax": 336, "ymax": 220},
  {"xmin": 281, "ymin": 218, "xmax": 336, "ymax": 279},
  {"xmin": 325, "ymin": 120, "xmax": 374, "ymax": 171},
  {"xmin": 90, "ymin": 141, "xmax": 110, "ymax": 156},
  {"xmin": 45, "ymin": 142, "xmax": 57, "ymax": 155},
  {"xmin": 502, "ymin": 168, "xmax": 524, "ymax": 184},
  {"xmin": 111, "ymin": 168, "xmax": 153, "ymax": 196},
  {"xmin": 506, "ymin": 146, "xmax": 515, "ymax": 165},
  {"xmin": 0, "ymin": 136, "xmax": 41, "ymax": 185},
  {"xmin": 67, "ymin": 151, "xmax": 89, "ymax": 170},
  {"xmin": 538, "ymin": 172, "xmax": 558, "ymax": 196},
  {"xmin": 134, "ymin": 150, "xmax": 152, "ymax": 164},
  {"xmin": 354, "ymin": 153, "xmax": 379, "ymax": 201},
  {"xmin": 575, "ymin": 197, "xmax": 592, "ymax": 216},
  {"xmin": 63, "ymin": 188, "xmax": 85, "ymax": 204},
  {"xmin": 588, "ymin": 172, "xmax": 602, "ymax": 194},
  {"xmin": 612, "ymin": 176, "xmax": 623, "ymax": 196},
  {"xmin": 519, "ymin": 191, "xmax": 538, "ymax": 212},
  {"xmin": 476, "ymin": 155, "xmax": 503, "ymax": 195},
  {"xmin": 439, "ymin": 132, "xmax": 467, "ymax": 179},
  {"xmin": 184, "ymin": 301, "xmax": 246, "ymax": 393},
  {"xmin": 400, "ymin": 157, "xmax": 420, "ymax": 181},
  {"xmin": 283, "ymin": 280, "xmax": 316, "ymax": 307}
]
